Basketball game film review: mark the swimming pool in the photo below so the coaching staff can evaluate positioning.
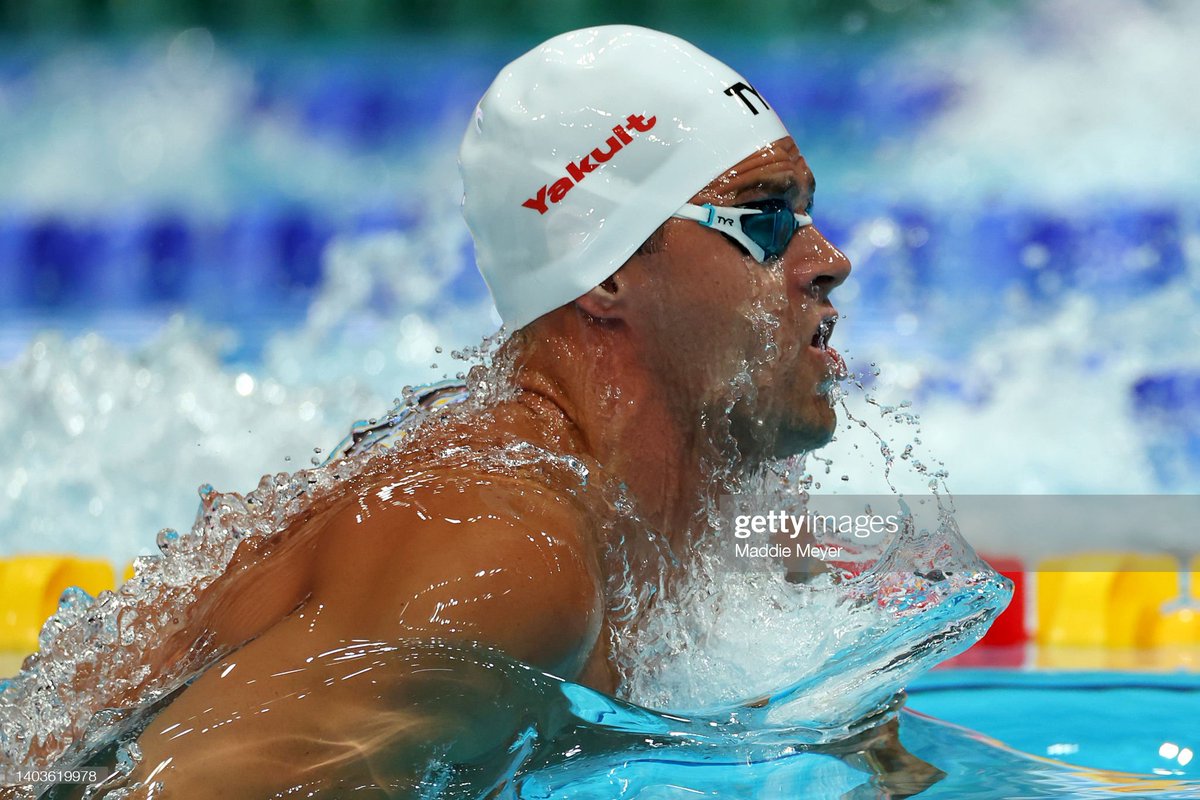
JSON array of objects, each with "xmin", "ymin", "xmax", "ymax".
[
  {"xmin": 2, "ymin": 3, "xmax": 1198, "ymax": 797},
  {"xmin": 908, "ymin": 669, "xmax": 1200, "ymax": 779}
]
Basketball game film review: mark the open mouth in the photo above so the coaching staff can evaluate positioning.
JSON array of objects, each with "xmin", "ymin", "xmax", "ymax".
[
  {"xmin": 810, "ymin": 315, "xmax": 847, "ymax": 379},
  {"xmin": 811, "ymin": 316, "xmax": 836, "ymax": 351}
]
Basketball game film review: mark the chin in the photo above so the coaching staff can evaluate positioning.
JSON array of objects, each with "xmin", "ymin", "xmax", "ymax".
[
  {"xmin": 772, "ymin": 405, "xmax": 837, "ymax": 457},
  {"xmin": 726, "ymin": 387, "xmax": 837, "ymax": 463},
  {"xmin": 771, "ymin": 424, "xmax": 834, "ymax": 459}
]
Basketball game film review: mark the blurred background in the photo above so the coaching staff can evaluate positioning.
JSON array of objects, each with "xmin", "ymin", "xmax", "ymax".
[{"xmin": 0, "ymin": 0, "xmax": 1197, "ymax": 565}]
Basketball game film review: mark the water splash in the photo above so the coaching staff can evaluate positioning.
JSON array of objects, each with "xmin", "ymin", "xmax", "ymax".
[
  {"xmin": 0, "ymin": 6, "xmax": 1196, "ymax": 794},
  {"xmin": 611, "ymin": 489, "xmax": 1006, "ymax": 728},
  {"xmin": 0, "ymin": 365, "xmax": 1010, "ymax": 795},
  {"xmin": 0, "ymin": 452, "xmax": 368, "ymax": 788}
]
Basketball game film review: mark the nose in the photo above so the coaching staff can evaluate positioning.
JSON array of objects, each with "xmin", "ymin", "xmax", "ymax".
[{"xmin": 789, "ymin": 224, "xmax": 851, "ymax": 303}]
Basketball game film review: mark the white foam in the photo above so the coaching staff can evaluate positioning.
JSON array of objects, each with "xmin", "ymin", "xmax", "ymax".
[
  {"xmin": 899, "ymin": 0, "xmax": 1200, "ymax": 205},
  {"xmin": 0, "ymin": 33, "xmax": 452, "ymax": 214}
]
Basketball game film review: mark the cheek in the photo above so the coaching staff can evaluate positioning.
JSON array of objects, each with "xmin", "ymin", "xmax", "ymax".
[
  {"xmin": 631, "ymin": 237, "xmax": 786, "ymax": 377},
  {"xmin": 646, "ymin": 263, "xmax": 752, "ymax": 337},
  {"xmin": 690, "ymin": 276, "xmax": 763, "ymax": 359},
  {"xmin": 740, "ymin": 273, "xmax": 793, "ymax": 354}
]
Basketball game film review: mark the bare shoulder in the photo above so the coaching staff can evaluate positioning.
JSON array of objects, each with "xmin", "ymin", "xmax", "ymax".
[{"xmin": 310, "ymin": 452, "xmax": 606, "ymax": 678}]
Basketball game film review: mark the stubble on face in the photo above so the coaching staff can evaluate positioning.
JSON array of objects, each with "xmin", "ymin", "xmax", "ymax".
[
  {"xmin": 689, "ymin": 141, "xmax": 845, "ymax": 463},
  {"xmin": 615, "ymin": 137, "xmax": 848, "ymax": 469}
]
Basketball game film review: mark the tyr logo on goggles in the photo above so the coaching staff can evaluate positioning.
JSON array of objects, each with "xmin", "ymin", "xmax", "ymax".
[{"xmin": 672, "ymin": 199, "xmax": 812, "ymax": 262}]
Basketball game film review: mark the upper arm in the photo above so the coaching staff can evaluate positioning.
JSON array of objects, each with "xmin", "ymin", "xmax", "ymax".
[
  {"xmin": 311, "ymin": 471, "xmax": 605, "ymax": 679},
  {"xmin": 184, "ymin": 503, "xmax": 331, "ymax": 652},
  {"xmin": 120, "ymin": 476, "xmax": 604, "ymax": 796}
]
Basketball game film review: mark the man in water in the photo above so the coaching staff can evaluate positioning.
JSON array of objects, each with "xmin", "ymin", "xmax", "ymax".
[{"xmin": 74, "ymin": 26, "xmax": 935, "ymax": 798}]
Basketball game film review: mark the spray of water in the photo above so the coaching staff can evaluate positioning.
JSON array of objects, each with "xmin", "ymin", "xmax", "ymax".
[{"xmin": 1, "ymin": 4, "xmax": 1197, "ymax": 794}]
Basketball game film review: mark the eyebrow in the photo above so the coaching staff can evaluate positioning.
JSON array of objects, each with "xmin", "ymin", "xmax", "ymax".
[{"xmin": 736, "ymin": 172, "xmax": 816, "ymax": 200}]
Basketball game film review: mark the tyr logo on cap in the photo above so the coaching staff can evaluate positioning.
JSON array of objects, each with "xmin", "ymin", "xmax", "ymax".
[
  {"xmin": 522, "ymin": 114, "xmax": 657, "ymax": 215},
  {"xmin": 724, "ymin": 81, "xmax": 770, "ymax": 115}
]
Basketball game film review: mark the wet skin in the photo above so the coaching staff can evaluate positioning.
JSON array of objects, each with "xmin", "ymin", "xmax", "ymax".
[
  {"xmin": 609, "ymin": 136, "xmax": 850, "ymax": 463},
  {"xmin": 90, "ymin": 136, "xmax": 927, "ymax": 797},
  {"xmin": 112, "ymin": 419, "xmax": 614, "ymax": 797}
]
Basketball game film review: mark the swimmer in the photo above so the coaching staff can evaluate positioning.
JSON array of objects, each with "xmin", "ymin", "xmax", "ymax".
[{"xmin": 38, "ymin": 26, "xmax": 937, "ymax": 798}]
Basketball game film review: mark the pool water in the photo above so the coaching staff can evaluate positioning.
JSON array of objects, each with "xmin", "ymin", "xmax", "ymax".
[
  {"xmin": 1, "ymin": 4, "xmax": 1198, "ymax": 797},
  {"xmin": 907, "ymin": 670, "xmax": 1200, "ymax": 779},
  {"xmin": 2, "ymin": 6, "xmax": 1197, "ymax": 564},
  {"xmin": 511, "ymin": 674, "xmax": 1200, "ymax": 799}
]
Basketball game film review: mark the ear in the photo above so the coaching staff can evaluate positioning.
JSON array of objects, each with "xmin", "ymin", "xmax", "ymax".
[{"xmin": 575, "ymin": 273, "xmax": 625, "ymax": 321}]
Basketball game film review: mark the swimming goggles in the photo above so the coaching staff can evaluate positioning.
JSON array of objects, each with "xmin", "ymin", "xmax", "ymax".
[{"xmin": 671, "ymin": 199, "xmax": 813, "ymax": 263}]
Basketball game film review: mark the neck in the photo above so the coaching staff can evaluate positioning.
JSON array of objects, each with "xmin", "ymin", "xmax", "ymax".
[{"xmin": 496, "ymin": 318, "xmax": 740, "ymax": 542}]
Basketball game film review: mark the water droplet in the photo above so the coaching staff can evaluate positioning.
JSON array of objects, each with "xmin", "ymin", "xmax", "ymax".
[
  {"xmin": 156, "ymin": 528, "xmax": 180, "ymax": 554},
  {"xmin": 58, "ymin": 586, "xmax": 93, "ymax": 610}
]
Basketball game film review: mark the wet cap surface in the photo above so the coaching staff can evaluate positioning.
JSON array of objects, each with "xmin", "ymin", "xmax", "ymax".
[{"xmin": 459, "ymin": 25, "xmax": 788, "ymax": 330}]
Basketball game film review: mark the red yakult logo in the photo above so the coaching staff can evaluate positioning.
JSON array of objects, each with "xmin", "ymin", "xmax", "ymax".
[{"xmin": 522, "ymin": 113, "xmax": 657, "ymax": 214}]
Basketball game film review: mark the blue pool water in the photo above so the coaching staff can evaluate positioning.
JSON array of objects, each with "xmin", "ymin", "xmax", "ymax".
[
  {"xmin": 1, "ymin": 3, "xmax": 1198, "ymax": 797},
  {"xmin": 2, "ymin": 6, "xmax": 1198, "ymax": 561},
  {"xmin": 908, "ymin": 670, "xmax": 1200, "ymax": 779},
  {"xmin": 500, "ymin": 669, "xmax": 1200, "ymax": 798}
]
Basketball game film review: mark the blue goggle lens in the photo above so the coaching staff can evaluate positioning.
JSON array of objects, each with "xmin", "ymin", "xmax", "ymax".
[{"xmin": 739, "ymin": 199, "xmax": 801, "ymax": 260}]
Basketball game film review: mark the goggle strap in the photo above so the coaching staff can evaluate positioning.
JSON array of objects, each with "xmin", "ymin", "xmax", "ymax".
[{"xmin": 671, "ymin": 204, "xmax": 715, "ymax": 226}]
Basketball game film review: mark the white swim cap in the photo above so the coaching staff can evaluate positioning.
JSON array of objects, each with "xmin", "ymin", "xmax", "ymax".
[{"xmin": 459, "ymin": 25, "xmax": 789, "ymax": 331}]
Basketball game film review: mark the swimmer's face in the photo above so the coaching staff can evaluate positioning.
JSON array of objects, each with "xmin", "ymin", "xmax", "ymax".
[{"xmin": 621, "ymin": 137, "xmax": 851, "ymax": 458}]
